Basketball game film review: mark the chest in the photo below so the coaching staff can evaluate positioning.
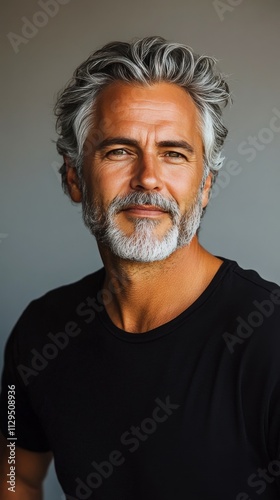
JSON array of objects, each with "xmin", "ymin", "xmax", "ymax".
[{"xmin": 27, "ymin": 334, "xmax": 274, "ymax": 499}]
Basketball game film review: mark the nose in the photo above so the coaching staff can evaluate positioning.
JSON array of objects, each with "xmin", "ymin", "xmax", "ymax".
[{"xmin": 129, "ymin": 153, "xmax": 163, "ymax": 192}]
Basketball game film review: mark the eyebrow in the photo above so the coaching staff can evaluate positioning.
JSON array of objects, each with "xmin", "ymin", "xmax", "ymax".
[
  {"xmin": 95, "ymin": 137, "xmax": 195, "ymax": 154},
  {"xmin": 157, "ymin": 140, "xmax": 194, "ymax": 154}
]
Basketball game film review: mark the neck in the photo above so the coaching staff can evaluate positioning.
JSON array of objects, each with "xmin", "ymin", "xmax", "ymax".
[{"xmin": 98, "ymin": 236, "xmax": 223, "ymax": 333}]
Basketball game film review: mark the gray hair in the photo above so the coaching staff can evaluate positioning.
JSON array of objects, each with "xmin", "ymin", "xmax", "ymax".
[{"xmin": 54, "ymin": 36, "xmax": 231, "ymax": 196}]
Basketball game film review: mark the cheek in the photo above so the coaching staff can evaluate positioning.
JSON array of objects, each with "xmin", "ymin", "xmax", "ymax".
[
  {"xmin": 165, "ymin": 170, "xmax": 201, "ymax": 206},
  {"xmin": 89, "ymin": 170, "xmax": 129, "ymax": 208}
]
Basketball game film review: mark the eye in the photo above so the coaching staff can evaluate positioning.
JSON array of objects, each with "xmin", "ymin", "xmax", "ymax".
[
  {"xmin": 164, "ymin": 151, "xmax": 187, "ymax": 161},
  {"xmin": 106, "ymin": 148, "xmax": 128, "ymax": 157},
  {"xmin": 166, "ymin": 151, "xmax": 183, "ymax": 158}
]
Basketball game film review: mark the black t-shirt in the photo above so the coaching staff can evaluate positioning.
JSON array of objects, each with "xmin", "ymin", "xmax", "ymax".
[{"xmin": 1, "ymin": 258, "xmax": 280, "ymax": 500}]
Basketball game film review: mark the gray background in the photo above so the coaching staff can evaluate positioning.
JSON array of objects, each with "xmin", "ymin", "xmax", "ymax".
[{"xmin": 1, "ymin": 0, "xmax": 279, "ymax": 497}]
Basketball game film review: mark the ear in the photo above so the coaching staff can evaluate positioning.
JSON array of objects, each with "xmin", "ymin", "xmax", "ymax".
[
  {"xmin": 64, "ymin": 157, "xmax": 83, "ymax": 203},
  {"xmin": 201, "ymin": 172, "xmax": 213, "ymax": 209}
]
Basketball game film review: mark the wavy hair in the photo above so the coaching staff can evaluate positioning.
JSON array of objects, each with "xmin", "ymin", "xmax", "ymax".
[{"xmin": 54, "ymin": 36, "xmax": 231, "ymax": 195}]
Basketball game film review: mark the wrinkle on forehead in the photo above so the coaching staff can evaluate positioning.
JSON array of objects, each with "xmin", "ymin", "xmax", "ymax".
[
  {"xmin": 91, "ymin": 81, "xmax": 202, "ymax": 152},
  {"xmin": 95, "ymin": 81, "xmax": 198, "ymax": 116},
  {"xmin": 124, "ymin": 100, "xmax": 187, "ymax": 112}
]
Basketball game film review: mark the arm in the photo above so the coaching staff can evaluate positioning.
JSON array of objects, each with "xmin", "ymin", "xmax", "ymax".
[{"xmin": 0, "ymin": 432, "xmax": 53, "ymax": 500}]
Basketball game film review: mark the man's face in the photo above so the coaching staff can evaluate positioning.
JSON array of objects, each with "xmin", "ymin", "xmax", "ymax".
[{"xmin": 72, "ymin": 82, "xmax": 212, "ymax": 261}]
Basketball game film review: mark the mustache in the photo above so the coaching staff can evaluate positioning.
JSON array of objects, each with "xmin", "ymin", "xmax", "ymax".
[{"xmin": 107, "ymin": 192, "xmax": 181, "ymax": 219}]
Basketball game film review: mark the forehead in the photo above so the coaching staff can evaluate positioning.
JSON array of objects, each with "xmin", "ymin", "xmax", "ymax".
[{"xmin": 93, "ymin": 81, "xmax": 201, "ymax": 132}]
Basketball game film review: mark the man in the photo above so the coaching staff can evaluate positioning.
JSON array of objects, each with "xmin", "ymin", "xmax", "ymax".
[{"xmin": 0, "ymin": 36, "xmax": 280, "ymax": 500}]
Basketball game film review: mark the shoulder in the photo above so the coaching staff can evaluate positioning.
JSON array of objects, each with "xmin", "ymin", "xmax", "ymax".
[
  {"xmin": 220, "ymin": 258, "xmax": 280, "ymax": 311},
  {"xmin": 220, "ymin": 261, "xmax": 280, "ymax": 460},
  {"xmin": 220, "ymin": 258, "xmax": 280, "ymax": 360},
  {"xmin": 231, "ymin": 261, "xmax": 279, "ymax": 295},
  {"xmin": 6, "ymin": 268, "xmax": 105, "ymax": 353},
  {"xmin": 25, "ymin": 267, "xmax": 103, "ymax": 314},
  {"xmin": 34, "ymin": 267, "xmax": 105, "ymax": 312}
]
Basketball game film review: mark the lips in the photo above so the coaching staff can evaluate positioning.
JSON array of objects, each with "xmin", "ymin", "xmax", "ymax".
[{"xmin": 122, "ymin": 205, "xmax": 168, "ymax": 216}]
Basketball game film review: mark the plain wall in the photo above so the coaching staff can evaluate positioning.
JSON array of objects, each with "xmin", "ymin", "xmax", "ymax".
[{"xmin": 1, "ymin": 0, "xmax": 280, "ymax": 497}]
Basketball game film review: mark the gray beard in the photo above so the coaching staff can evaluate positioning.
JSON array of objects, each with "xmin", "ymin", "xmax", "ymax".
[{"xmin": 81, "ymin": 186, "xmax": 204, "ymax": 262}]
